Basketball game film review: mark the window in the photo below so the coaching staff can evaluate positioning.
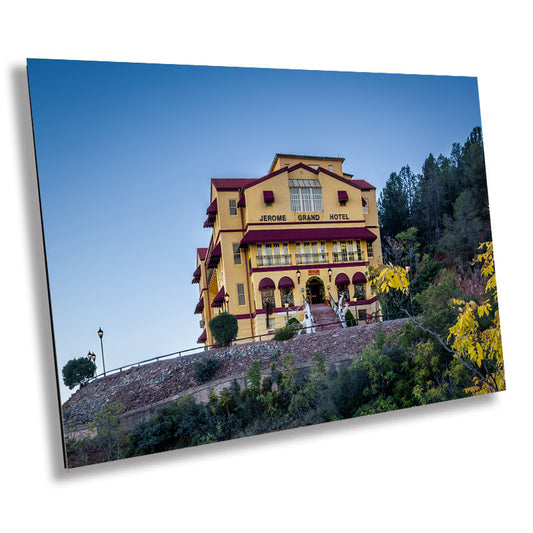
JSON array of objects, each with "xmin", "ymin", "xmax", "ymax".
[
  {"xmin": 281, "ymin": 287, "xmax": 294, "ymax": 306},
  {"xmin": 233, "ymin": 243, "xmax": 242, "ymax": 265},
  {"xmin": 337, "ymin": 284, "xmax": 350, "ymax": 302},
  {"xmin": 362, "ymin": 197, "xmax": 369, "ymax": 214},
  {"xmin": 353, "ymin": 283, "xmax": 366, "ymax": 300},
  {"xmin": 289, "ymin": 179, "xmax": 323, "ymax": 212},
  {"xmin": 257, "ymin": 243, "xmax": 292, "ymax": 266},
  {"xmin": 296, "ymin": 241, "xmax": 329, "ymax": 264},
  {"xmin": 328, "ymin": 165, "xmax": 333, "ymax": 172},
  {"xmin": 358, "ymin": 309, "xmax": 367, "ymax": 321},
  {"xmin": 237, "ymin": 283, "xmax": 246, "ymax": 305},
  {"xmin": 333, "ymin": 241, "xmax": 356, "ymax": 262},
  {"xmin": 356, "ymin": 240, "xmax": 363, "ymax": 260},
  {"xmin": 367, "ymin": 240, "xmax": 373, "ymax": 259},
  {"xmin": 229, "ymin": 199, "xmax": 237, "ymax": 215}
]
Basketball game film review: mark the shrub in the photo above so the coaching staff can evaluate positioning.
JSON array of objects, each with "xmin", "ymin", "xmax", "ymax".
[
  {"xmin": 193, "ymin": 356, "xmax": 220, "ymax": 383},
  {"xmin": 208, "ymin": 312, "xmax": 238, "ymax": 347},
  {"xmin": 344, "ymin": 309, "xmax": 356, "ymax": 327},
  {"xmin": 62, "ymin": 357, "xmax": 96, "ymax": 389},
  {"xmin": 273, "ymin": 324, "xmax": 298, "ymax": 341},
  {"xmin": 288, "ymin": 317, "xmax": 300, "ymax": 327}
]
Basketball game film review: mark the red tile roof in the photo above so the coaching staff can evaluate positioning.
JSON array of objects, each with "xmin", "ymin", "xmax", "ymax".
[
  {"xmin": 211, "ymin": 178, "xmax": 256, "ymax": 191},
  {"xmin": 351, "ymin": 179, "xmax": 375, "ymax": 190}
]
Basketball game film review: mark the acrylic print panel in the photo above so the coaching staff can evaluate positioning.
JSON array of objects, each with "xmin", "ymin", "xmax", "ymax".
[{"xmin": 27, "ymin": 59, "xmax": 505, "ymax": 468}]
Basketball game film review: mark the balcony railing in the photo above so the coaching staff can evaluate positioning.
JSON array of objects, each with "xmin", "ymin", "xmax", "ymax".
[
  {"xmin": 296, "ymin": 252, "xmax": 329, "ymax": 265},
  {"xmin": 332, "ymin": 251, "xmax": 361, "ymax": 263},
  {"xmin": 256, "ymin": 254, "xmax": 292, "ymax": 267}
]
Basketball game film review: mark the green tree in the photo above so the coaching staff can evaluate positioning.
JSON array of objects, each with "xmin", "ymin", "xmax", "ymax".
[
  {"xmin": 378, "ymin": 171, "xmax": 409, "ymax": 237},
  {"xmin": 439, "ymin": 191, "xmax": 483, "ymax": 268},
  {"xmin": 62, "ymin": 357, "xmax": 96, "ymax": 390},
  {"xmin": 208, "ymin": 312, "xmax": 238, "ymax": 347}
]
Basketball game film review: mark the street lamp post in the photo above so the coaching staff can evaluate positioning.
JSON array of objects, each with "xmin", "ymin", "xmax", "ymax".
[
  {"xmin": 328, "ymin": 267, "xmax": 332, "ymax": 282},
  {"xmin": 98, "ymin": 327, "xmax": 106, "ymax": 377},
  {"xmin": 284, "ymin": 299, "xmax": 290, "ymax": 324},
  {"xmin": 87, "ymin": 350, "xmax": 96, "ymax": 378},
  {"xmin": 224, "ymin": 293, "xmax": 230, "ymax": 313}
]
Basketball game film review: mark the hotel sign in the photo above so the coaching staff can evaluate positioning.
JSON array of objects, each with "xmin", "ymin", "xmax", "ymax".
[{"xmin": 259, "ymin": 213, "xmax": 350, "ymax": 222}]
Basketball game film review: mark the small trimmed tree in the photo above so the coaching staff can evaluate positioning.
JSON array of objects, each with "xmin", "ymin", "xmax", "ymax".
[
  {"xmin": 208, "ymin": 312, "xmax": 238, "ymax": 347},
  {"xmin": 62, "ymin": 357, "xmax": 96, "ymax": 389}
]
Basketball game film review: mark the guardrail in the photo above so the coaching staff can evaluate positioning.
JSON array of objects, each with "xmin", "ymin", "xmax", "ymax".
[{"xmin": 89, "ymin": 311, "xmax": 407, "ymax": 380}]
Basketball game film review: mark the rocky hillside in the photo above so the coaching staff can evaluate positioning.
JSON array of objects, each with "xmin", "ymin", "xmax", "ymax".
[{"xmin": 62, "ymin": 318, "xmax": 408, "ymax": 432}]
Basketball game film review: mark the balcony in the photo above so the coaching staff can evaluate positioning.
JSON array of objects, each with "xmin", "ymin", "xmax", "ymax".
[
  {"xmin": 256, "ymin": 254, "xmax": 292, "ymax": 267},
  {"xmin": 333, "ymin": 251, "xmax": 361, "ymax": 263},
  {"xmin": 296, "ymin": 252, "xmax": 329, "ymax": 265}
]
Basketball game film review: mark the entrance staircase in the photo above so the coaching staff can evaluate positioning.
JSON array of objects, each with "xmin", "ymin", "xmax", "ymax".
[{"xmin": 310, "ymin": 303, "xmax": 343, "ymax": 331}]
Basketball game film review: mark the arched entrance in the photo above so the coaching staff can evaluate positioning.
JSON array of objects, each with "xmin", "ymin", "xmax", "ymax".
[{"xmin": 306, "ymin": 276, "xmax": 325, "ymax": 304}]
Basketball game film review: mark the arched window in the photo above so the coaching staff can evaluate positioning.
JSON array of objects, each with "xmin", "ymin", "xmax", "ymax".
[
  {"xmin": 335, "ymin": 273, "xmax": 350, "ymax": 302},
  {"xmin": 352, "ymin": 272, "xmax": 367, "ymax": 300},
  {"xmin": 258, "ymin": 277, "xmax": 276, "ymax": 308},
  {"xmin": 278, "ymin": 276, "xmax": 295, "ymax": 306}
]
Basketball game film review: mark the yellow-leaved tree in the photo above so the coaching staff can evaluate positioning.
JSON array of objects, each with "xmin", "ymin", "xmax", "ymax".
[{"xmin": 374, "ymin": 242, "xmax": 505, "ymax": 395}]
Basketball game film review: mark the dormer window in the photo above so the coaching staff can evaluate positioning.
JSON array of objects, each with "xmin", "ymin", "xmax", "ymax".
[{"xmin": 289, "ymin": 179, "xmax": 323, "ymax": 212}]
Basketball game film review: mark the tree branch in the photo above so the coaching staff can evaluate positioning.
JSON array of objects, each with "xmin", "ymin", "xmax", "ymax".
[{"xmin": 401, "ymin": 309, "xmax": 496, "ymax": 393}]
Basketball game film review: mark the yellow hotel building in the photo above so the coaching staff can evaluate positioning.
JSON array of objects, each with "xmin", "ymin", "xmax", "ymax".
[{"xmin": 192, "ymin": 154, "xmax": 383, "ymax": 345}]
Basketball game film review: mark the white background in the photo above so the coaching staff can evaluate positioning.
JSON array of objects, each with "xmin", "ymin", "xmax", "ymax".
[{"xmin": 1, "ymin": 1, "xmax": 531, "ymax": 531}]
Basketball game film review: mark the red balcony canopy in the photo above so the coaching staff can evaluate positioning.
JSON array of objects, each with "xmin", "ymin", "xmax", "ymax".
[
  {"xmin": 207, "ymin": 242, "xmax": 221, "ymax": 268},
  {"xmin": 278, "ymin": 276, "xmax": 294, "ymax": 288},
  {"xmin": 206, "ymin": 198, "xmax": 218, "ymax": 214},
  {"xmin": 352, "ymin": 272, "xmax": 367, "ymax": 284},
  {"xmin": 241, "ymin": 227, "xmax": 377, "ymax": 245},
  {"xmin": 194, "ymin": 298, "xmax": 204, "ymax": 314},
  {"xmin": 192, "ymin": 265, "xmax": 201, "ymax": 284},
  {"xmin": 258, "ymin": 277, "xmax": 275, "ymax": 290},
  {"xmin": 211, "ymin": 286, "xmax": 225, "ymax": 307},
  {"xmin": 197, "ymin": 329, "xmax": 207, "ymax": 343},
  {"xmin": 335, "ymin": 273, "xmax": 350, "ymax": 285}
]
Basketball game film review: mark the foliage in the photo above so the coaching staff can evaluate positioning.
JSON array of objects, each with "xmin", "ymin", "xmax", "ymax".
[
  {"xmin": 62, "ymin": 357, "xmax": 96, "ymax": 390},
  {"xmin": 439, "ymin": 191, "xmax": 484, "ymax": 268},
  {"xmin": 273, "ymin": 323, "xmax": 299, "ymax": 341},
  {"xmin": 208, "ymin": 312, "xmax": 238, "ymax": 347},
  {"xmin": 193, "ymin": 356, "xmax": 220, "ymax": 383},
  {"xmin": 92, "ymin": 400, "xmax": 125, "ymax": 461},
  {"xmin": 447, "ymin": 242, "xmax": 505, "ymax": 394},
  {"xmin": 344, "ymin": 309, "xmax": 356, "ymax": 327},
  {"xmin": 376, "ymin": 242, "xmax": 504, "ymax": 396}
]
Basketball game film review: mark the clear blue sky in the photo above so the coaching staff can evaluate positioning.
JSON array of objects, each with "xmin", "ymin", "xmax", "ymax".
[{"xmin": 27, "ymin": 59, "xmax": 482, "ymax": 401}]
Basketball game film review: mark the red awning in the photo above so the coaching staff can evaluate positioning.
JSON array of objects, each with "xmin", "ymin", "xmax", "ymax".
[
  {"xmin": 352, "ymin": 272, "xmax": 367, "ymax": 284},
  {"xmin": 335, "ymin": 273, "xmax": 350, "ymax": 285},
  {"xmin": 278, "ymin": 276, "xmax": 294, "ymax": 289},
  {"xmin": 207, "ymin": 242, "xmax": 221, "ymax": 268},
  {"xmin": 263, "ymin": 190, "xmax": 275, "ymax": 203},
  {"xmin": 211, "ymin": 286, "xmax": 225, "ymax": 307},
  {"xmin": 241, "ymin": 227, "xmax": 377, "ymax": 245},
  {"xmin": 194, "ymin": 298, "xmax": 204, "ymax": 314},
  {"xmin": 237, "ymin": 194, "xmax": 246, "ymax": 207},
  {"xmin": 192, "ymin": 265, "xmax": 201, "ymax": 284},
  {"xmin": 197, "ymin": 329, "xmax": 207, "ymax": 343},
  {"xmin": 203, "ymin": 215, "xmax": 216, "ymax": 228},
  {"xmin": 258, "ymin": 277, "xmax": 275, "ymax": 290},
  {"xmin": 338, "ymin": 190, "xmax": 348, "ymax": 202},
  {"xmin": 206, "ymin": 198, "xmax": 218, "ymax": 214}
]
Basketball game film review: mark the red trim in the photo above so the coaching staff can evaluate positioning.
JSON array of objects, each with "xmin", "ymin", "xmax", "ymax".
[
  {"xmin": 244, "ymin": 219, "xmax": 366, "ymax": 229},
  {"xmin": 250, "ymin": 261, "xmax": 368, "ymax": 274},
  {"xmin": 349, "ymin": 296, "xmax": 378, "ymax": 306},
  {"xmin": 241, "ymin": 227, "xmax": 377, "ymax": 245}
]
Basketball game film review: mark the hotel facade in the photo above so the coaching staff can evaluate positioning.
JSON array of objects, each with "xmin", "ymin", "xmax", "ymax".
[{"xmin": 192, "ymin": 154, "xmax": 383, "ymax": 345}]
